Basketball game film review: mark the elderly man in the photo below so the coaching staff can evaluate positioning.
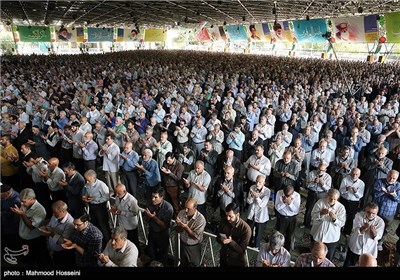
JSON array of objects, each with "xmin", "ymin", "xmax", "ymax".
[
  {"xmin": 256, "ymin": 231, "xmax": 291, "ymax": 267},
  {"xmin": 110, "ymin": 183, "xmax": 140, "ymax": 256},
  {"xmin": 343, "ymin": 202, "xmax": 384, "ymax": 267},
  {"xmin": 39, "ymin": 200, "xmax": 75, "ymax": 267},
  {"xmin": 98, "ymin": 226, "xmax": 138, "ymax": 267},
  {"xmin": 183, "ymin": 160, "xmax": 211, "ymax": 220},
  {"xmin": 302, "ymin": 163, "xmax": 332, "ymax": 229},
  {"xmin": 135, "ymin": 148, "xmax": 161, "ymax": 202},
  {"xmin": 82, "ymin": 169, "xmax": 111, "ymax": 249},
  {"xmin": 310, "ymin": 188, "xmax": 346, "ymax": 261},
  {"xmin": 119, "ymin": 141, "xmax": 139, "ymax": 197},
  {"xmin": 99, "ymin": 134, "xmax": 120, "ymax": 194},
  {"xmin": 10, "ymin": 188, "xmax": 50, "ymax": 266},
  {"xmin": 39, "ymin": 157, "xmax": 67, "ymax": 205},
  {"xmin": 295, "ymin": 241, "xmax": 335, "ymax": 267},
  {"xmin": 373, "ymin": 170, "xmax": 400, "ymax": 237},
  {"xmin": 78, "ymin": 132, "xmax": 98, "ymax": 172},
  {"xmin": 175, "ymin": 198, "xmax": 206, "ymax": 267}
]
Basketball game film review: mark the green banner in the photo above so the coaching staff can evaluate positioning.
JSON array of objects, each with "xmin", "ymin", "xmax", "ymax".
[
  {"xmin": 17, "ymin": 26, "xmax": 51, "ymax": 42},
  {"xmin": 385, "ymin": 12, "xmax": 400, "ymax": 43}
]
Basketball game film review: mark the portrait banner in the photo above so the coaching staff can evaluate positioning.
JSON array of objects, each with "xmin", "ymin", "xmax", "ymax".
[
  {"xmin": 17, "ymin": 26, "xmax": 51, "ymax": 42},
  {"xmin": 55, "ymin": 26, "xmax": 78, "ymax": 42},
  {"xmin": 123, "ymin": 28, "xmax": 142, "ymax": 42},
  {"xmin": 269, "ymin": 21, "xmax": 293, "ymax": 42},
  {"xmin": 248, "ymin": 23, "xmax": 269, "ymax": 41},
  {"xmin": 332, "ymin": 15, "xmax": 378, "ymax": 43}
]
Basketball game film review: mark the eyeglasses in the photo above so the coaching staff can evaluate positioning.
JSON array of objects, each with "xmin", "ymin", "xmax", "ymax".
[
  {"xmin": 74, "ymin": 222, "xmax": 85, "ymax": 227},
  {"xmin": 318, "ymin": 169, "xmax": 326, "ymax": 172}
]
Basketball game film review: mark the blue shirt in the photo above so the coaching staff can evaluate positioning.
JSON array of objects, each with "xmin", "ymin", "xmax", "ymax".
[
  {"xmin": 374, "ymin": 179, "xmax": 400, "ymax": 218},
  {"xmin": 142, "ymin": 159, "xmax": 161, "ymax": 187},
  {"xmin": 1, "ymin": 190, "xmax": 20, "ymax": 235},
  {"xmin": 119, "ymin": 150, "xmax": 139, "ymax": 172}
]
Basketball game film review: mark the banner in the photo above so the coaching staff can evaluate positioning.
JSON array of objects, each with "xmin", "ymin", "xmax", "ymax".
[
  {"xmin": 76, "ymin": 27, "xmax": 85, "ymax": 42},
  {"xmin": 269, "ymin": 21, "xmax": 293, "ymax": 42},
  {"xmin": 208, "ymin": 26, "xmax": 223, "ymax": 41},
  {"xmin": 116, "ymin": 28, "xmax": 124, "ymax": 42},
  {"xmin": 55, "ymin": 26, "xmax": 78, "ymax": 42},
  {"xmin": 196, "ymin": 27, "xmax": 211, "ymax": 42},
  {"xmin": 385, "ymin": 12, "xmax": 400, "ymax": 43},
  {"xmin": 17, "ymin": 26, "xmax": 51, "ymax": 42},
  {"xmin": 87, "ymin": 27, "xmax": 113, "ymax": 42},
  {"xmin": 225, "ymin": 25, "xmax": 247, "ymax": 41},
  {"xmin": 144, "ymin": 29, "xmax": 167, "ymax": 42},
  {"xmin": 123, "ymin": 28, "xmax": 142, "ymax": 42},
  {"xmin": 293, "ymin": 19, "xmax": 328, "ymax": 43},
  {"xmin": 332, "ymin": 15, "xmax": 378, "ymax": 43},
  {"xmin": 248, "ymin": 23, "xmax": 270, "ymax": 41}
]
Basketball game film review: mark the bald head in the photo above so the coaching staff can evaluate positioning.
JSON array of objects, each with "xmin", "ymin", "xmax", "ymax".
[
  {"xmin": 358, "ymin": 253, "xmax": 377, "ymax": 267},
  {"xmin": 48, "ymin": 157, "xmax": 60, "ymax": 171},
  {"xmin": 114, "ymin": 183, "xmax": 127, "ymax": 199}
]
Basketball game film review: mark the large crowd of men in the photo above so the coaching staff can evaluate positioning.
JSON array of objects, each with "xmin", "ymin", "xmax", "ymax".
[{"xmin": 1, "ymin": 50, "xmax": 400, "ymax": 267}]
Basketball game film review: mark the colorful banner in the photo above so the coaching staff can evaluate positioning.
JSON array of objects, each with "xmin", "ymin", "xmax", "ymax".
[
  {"xmin": 123, "ymin": 28, "xmax": 142, "ymax": 42},
  {"xmin": 332, "ymin": 15, "xmax": 378, "ymax": 43},
  {"xmin": 269, "ymin": 21, "xmax": 293, "ymax": 42},
  {"xmin": 385, "ymin": 12, "xmax": 400, "ymax": 43},
  {"xmin": 261, "ymin": 23, "xmax": 272, "ymax": 42},
  {"xmin": 116, "ymin": 28, "xmax": 124, "ymax": 42},
  {"xmin": 248, "ymin": 23, "xmax": 270, "ymax": 41},
  {"xmin": 87, "ymin": 27, "xmax": 113, "ymax": 42},
  {"xmin": 293, "ymin": 19, "xmax": 328, "ymax": 43},
  {"xmin": 225, "ymin": 25, "xmax": 248, "ymax": 41},
  {"xmin": 144, "ymin": 29, "xmax": 167, "ymax": 42},
  {"xmin": 55, "ymin": 26, "xmax": 78, "ymax": 42},
  {"xmin": 76, "ymin": 27, "xmax": 85, "ymax": 42},
  {"xmin": 208, "ymin": 26, "xmax": 223, "ymax": 41},
  {"xmin": 17, "ymin": 26, "xmax": 51, "ymax": 42},
  {"xmin": 196, "ymin": 27, "xmax": 211, "ymax": 42}
]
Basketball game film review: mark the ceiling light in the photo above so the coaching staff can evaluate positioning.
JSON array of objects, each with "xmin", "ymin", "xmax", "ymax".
[{"xmin": 358, "ymin": 6, "xmax": 363, "ymax": 13}]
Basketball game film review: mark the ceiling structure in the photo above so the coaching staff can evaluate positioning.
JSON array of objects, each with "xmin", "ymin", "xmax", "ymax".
[{"xmin": 1, "ymin": 0, "xmax": 400, "ymax": 29}]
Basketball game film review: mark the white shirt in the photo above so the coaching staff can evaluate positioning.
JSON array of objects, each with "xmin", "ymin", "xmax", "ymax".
[
  {"xmin": 348, "ymin": 211, "xmax": 385, "ymax": 257},
  {"xmin": 245, "ymin": 155, "xmax": 271, "ymax": 182},
  {"xmin": 246, "ymin": 185, "xmax": 270, "ymax": 223},
  {"xmin": 310, "ymin": 198, "xmax": 346, "ymax": 243},
  {"xmin": 339, "ymin": 176, "xmax": 365, "ymax": 202},
  {"xmin": 275, "ymin": 190, "xmax": 301, "ymax": 217},
  {"xmin": 115, "ymin": 192, "xmax": 139, "ymax": 230},
  {"xmin": 100, "ymin": 142, "xmax": 120, "ymax": 172}
]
